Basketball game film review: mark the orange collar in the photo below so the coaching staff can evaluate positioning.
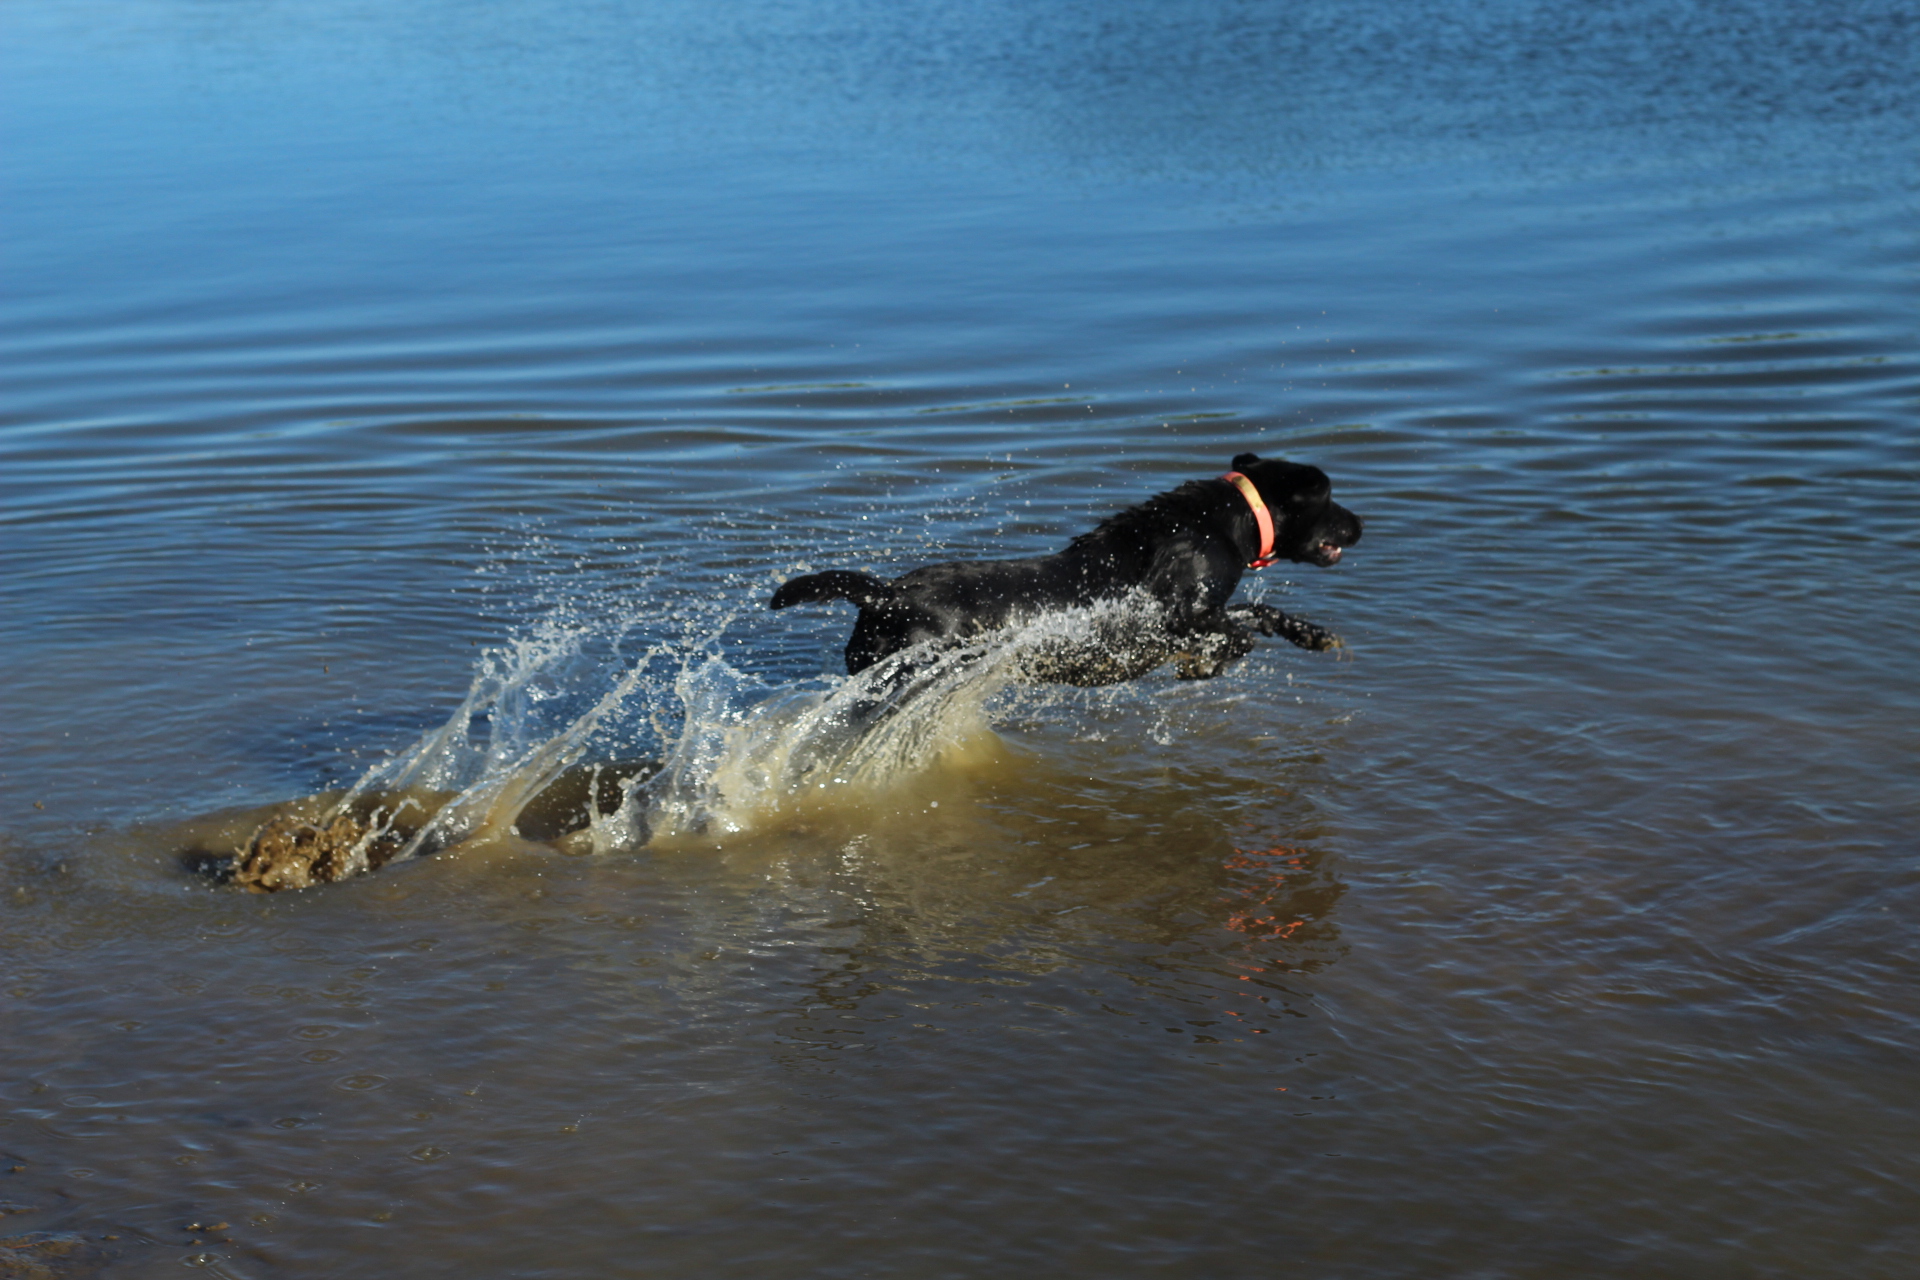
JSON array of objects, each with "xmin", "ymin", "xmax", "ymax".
[{"xmin": 1222, "ymin": 471, "xmax": 1278, "ymax": 568}]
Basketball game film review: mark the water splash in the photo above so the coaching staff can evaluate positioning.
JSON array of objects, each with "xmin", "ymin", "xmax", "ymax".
[
  {"xmin": 642, "ymin": 633, "xmax": 1016, "ymax": 842},
  {"xmin": 318, "ymin": 598, "xmax": 1149, "ymax": 866}
]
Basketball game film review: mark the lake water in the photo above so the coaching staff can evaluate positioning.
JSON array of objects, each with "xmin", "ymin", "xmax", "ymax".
[{"xmin": 4, "ymin": 1, "xmax": 1918, "ymax": 1275}]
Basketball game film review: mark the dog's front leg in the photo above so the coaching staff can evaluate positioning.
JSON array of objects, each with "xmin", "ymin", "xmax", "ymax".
[
  {"xmin": 1226, "ymin": 602, "xmax": 1343, "ymax": 652},
  {"xmin": 1172, "ymin": 616, "xmax": 1255, "ymax": 679}
]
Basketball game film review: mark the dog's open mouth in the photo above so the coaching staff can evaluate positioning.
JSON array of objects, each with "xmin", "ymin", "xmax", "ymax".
[{"xmin": 1315, "ymin": 542, "xmax": 1344, "ymax": 565}]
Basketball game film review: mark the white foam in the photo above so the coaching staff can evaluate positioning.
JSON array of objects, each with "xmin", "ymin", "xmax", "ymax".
[{"xmin": 327, "ymin": 595, "xmax": 1173, "ymax": 861}]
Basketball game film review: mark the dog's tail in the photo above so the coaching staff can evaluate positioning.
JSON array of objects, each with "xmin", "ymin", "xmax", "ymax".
[{"xmin": 769, "ymin": 570, "xmax": 901, "ymax": 611}]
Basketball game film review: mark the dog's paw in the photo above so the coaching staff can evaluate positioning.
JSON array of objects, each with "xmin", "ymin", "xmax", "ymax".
[{"xmin": 1283, "ymin": 621, "xmax": 1342, "ymax": 653}]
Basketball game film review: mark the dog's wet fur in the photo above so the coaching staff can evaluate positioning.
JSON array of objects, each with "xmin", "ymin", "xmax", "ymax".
[{"xmin": 771, "ymin": 453, "xmax": 1362, "ymax": 686}]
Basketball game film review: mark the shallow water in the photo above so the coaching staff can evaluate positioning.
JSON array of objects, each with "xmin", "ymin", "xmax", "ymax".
[{"xmin": 4, "ymin": 1, "xmax": 1919, "ymax": 1275}]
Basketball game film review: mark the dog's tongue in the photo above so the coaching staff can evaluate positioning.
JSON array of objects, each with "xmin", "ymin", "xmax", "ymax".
[{"xmin": 1319, "ymin": 543, "xmax": 1343, "ymax": 564}]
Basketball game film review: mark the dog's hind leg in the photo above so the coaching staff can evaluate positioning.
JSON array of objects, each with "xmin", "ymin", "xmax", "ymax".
[{"xmin": 1226, "ymin": 601, "xmax": 1343, "ymax": 652}]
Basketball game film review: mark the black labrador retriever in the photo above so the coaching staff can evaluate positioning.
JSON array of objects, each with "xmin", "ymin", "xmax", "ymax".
[{"xmin": 770, "ymin": 452, "xmax": 1362, "ymax": 686}]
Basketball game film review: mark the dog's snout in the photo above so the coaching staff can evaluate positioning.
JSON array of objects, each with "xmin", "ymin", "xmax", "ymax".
[{"xmin": 1319, "ymin": 501, "xmax": 1361, "ymax": 549}]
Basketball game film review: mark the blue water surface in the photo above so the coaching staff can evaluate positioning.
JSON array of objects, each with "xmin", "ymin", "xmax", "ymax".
[{"xmin": 3, "ymin": 2, "xmax": 1918, "ymax": 1276}]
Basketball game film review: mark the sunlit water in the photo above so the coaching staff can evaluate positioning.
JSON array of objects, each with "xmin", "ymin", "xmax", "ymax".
[{"xmin": 3, "ymin": 1, "xmax": 1918, "ymax": 1275}]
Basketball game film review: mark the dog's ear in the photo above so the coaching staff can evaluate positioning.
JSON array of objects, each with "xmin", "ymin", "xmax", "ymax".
[
  {"xmin": 1285, "ymin": 466, "xmax": 1333, "ymax": 505},
  {"xmin": 1231, "ymin": 452, "xmax": 1260, "ymax": 471}
]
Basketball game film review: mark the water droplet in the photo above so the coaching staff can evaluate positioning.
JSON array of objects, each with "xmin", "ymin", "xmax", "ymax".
[
  {"xmin": 301, "ymin": 1048, "xmax": 341, "ymax": 1063},
  {"xmin": 293, "ymin": 1025, "xmax": 337, "ymax": 1040},
  {"xmin": 335, "ymin": 1074, "xmax": 387, "ymax": 1091}
]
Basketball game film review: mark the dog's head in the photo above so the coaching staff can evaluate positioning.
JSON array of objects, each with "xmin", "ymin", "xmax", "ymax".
[{"xmin": 1231, "ymin": 452, "xmax": 1363, "ymax": 567}]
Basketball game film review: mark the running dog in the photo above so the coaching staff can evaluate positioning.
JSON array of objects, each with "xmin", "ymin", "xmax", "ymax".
[{"xmin": 770, "ymin": 453, "xmax": 1362, "ymax": 686}]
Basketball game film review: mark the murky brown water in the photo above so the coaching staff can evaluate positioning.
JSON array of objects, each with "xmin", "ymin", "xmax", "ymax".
[{"xmin": 5, "ymin": 0, "xmax": 1919, "ymax": 1275}]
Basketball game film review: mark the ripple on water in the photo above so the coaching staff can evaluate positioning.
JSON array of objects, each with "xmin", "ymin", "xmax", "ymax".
[{"xmin": 2, "ymin": 0, "xmax": 1917, "ymax": 1272}]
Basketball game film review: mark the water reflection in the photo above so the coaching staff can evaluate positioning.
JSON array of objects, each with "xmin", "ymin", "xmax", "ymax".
[
  {"xmin": 621, "ymin": 745, "xmax": 1353, "ymax": 1068},
  {"xmin": 146, "ymin": 723, "xmax": 1349, "ymax": 997}
]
